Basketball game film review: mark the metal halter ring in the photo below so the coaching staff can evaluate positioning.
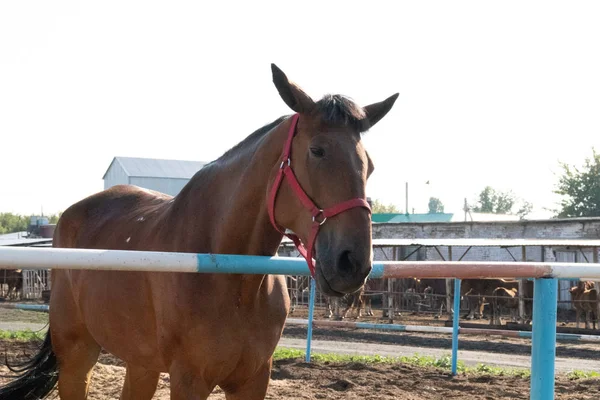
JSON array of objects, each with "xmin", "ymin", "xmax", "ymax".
[
  {"xmin": 280, "ymin": 158, "xmax": 291, "ymax": 169},
  {"xmin": 312, "ymin": 210, "xmax": 327, "ymax": 225}
]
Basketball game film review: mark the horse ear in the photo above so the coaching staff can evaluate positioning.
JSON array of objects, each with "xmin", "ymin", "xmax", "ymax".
[
  {"xmin": 361, "ymin": 93, "xmax": 399, "ymax": 130},
  {"xmin": 271, "ymin": 64, "xmax": 315, "ymax": 114}
]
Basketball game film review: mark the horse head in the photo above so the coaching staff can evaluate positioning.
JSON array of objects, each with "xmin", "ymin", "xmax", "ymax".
[{"xmin": 269, "ymin": 64, "xmax": 398, "ymax": 297}]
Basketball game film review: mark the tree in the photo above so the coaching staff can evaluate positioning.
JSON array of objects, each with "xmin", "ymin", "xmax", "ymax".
[
  {"xmin": 472, "ymin": 186, "xmax": 515, "ymax": 214},
  {"xmin": 371, "ymin": 199, "xmax": 400, "ymax": 213},
  {"xmin": 0, "ymin": 211, "xmax": 63, "ymax": 235},
  {"xmin": 0, "ymin": 213, "xmax": 29, "ymax": 235},
  {"xmin": 428, "ymin": 197, "xmax": 444, "ymax": 213},
  {"xmin": 517, "ymin": 201, "xmax": 533, "ymax": 220},
  {"xmin": 554, "ymin": 148, "xmax": 600, "ymax": 218},
  {"xmin": 471, "ymin": 186, "xmax": 533, "ymax": 219},
  {"xmin": 48, "ymin": 212, "xmax": 62, "ymax": 224}
]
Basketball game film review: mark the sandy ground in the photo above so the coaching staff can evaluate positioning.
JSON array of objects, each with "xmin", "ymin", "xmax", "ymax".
[{"xmin": 1, "ymin": 339, "xmax": 600, "ymax": 399}]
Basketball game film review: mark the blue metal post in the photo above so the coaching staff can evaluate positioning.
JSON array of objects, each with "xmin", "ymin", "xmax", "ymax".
[
  {"xmin": 305, "ymin": 277, "xmax": 316, "ymax": 362},
  {"xmin": 451, "ymin": 278, "xmax": 461, "ymax": 375},
  {"xmin": 530, "ymin": 278, "xmax": 558, "ymax": 400}
]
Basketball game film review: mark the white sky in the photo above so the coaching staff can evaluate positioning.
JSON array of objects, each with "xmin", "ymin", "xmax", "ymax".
[{"xmin": 1, "ymin": 1, "xmax": 599, "ymax": 219}]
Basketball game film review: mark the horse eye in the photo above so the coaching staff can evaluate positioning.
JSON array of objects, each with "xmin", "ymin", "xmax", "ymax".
[{"xmin": 310, "ymin": 147, "xmax": 325, "ymax": 158}]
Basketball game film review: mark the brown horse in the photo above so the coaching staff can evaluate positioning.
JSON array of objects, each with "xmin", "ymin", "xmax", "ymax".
[{"xmin": 0, "ymin": 64, "xmax": 398, "ymax": 400}]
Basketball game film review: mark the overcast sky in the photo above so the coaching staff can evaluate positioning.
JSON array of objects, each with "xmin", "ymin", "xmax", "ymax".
[{"xmin": 1, "ymin": 1, "xmax": 599, "ymax": 219}]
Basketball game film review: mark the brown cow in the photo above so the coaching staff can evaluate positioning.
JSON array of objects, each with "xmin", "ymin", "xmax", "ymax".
[
  {"xmin": 490, "ymin": 287, "xmax": 519, "ymax": 325},
  {"xmin": 327, "ymin": 286, "xmax": 366, "ymax": 320},
  {"xmin": 417, "ymin": 279, "xmax": 448, "ymax": 317},
  {"xmin": 361, "ymin": 279, "xmax": 382, "ymax": 317},
  {"xmin": 383, "ymin": 278, "xmax": 423, "ymax": 317},
  {"xmin": 461, "ymin": 279, "xmax": 525, "ymax": 320},
  {"xmin": 570, "ymin": 281, "xmax": 597, "ymax": 329},
  {"xmin": 0, "ymin": 269, "xmax": 22, "ymax": 300}
]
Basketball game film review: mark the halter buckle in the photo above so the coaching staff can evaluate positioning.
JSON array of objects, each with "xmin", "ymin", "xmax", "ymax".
[{"xmin": 312, "ymin": 210, "xmax": 327, "ymax": 226}]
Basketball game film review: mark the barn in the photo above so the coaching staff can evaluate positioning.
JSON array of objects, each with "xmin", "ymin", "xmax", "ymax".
[{"xmin": 102, "ymin": 156, "xmax": 207, "ymax": 196}]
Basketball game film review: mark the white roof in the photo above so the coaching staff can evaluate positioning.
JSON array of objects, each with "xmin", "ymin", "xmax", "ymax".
[{"xmin": 103, "ymin": 156, "xmax": 207, "ymax": 179}]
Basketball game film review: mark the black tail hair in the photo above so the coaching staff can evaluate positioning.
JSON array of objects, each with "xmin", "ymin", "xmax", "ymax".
[{"xmin": 0, "ymin": 330, "xmax": 58, "ymax": 399}]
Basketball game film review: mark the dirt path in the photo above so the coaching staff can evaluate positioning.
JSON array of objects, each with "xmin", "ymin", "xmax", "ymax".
[{"xmin": 0, "ymin": 321, "xmax": 47, "ymax": 332}]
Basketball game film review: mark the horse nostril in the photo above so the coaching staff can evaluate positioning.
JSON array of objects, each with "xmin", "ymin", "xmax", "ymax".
[{"xmin": 338, "ymin": 250, "xmax": 355, "ymax": 272}]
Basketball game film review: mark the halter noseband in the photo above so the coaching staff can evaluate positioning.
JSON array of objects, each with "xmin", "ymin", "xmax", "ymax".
[{"xmin": 267, "ymin": 113, "xmax": 372, "ymax": 277}]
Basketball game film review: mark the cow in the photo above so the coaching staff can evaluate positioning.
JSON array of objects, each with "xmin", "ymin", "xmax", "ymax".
[
  {"xmin": 403, "ymin": 288, "xmax": 424, "ymax": 313},
  {"xmin": 461, "ymin": 279, "xmax": 525, "ymax": 320},
  {"xmin": 361, "ymin": 279, "xmax": 382, "ymax": 317},
  {"xmin": 570, "ymin": 281, "xmax": 597, "ymax": 329},
  {"xmin": 324, "ymin": 278, "xmax": 388, "ymax": 320},
  {"xmin": 381, "ymin": 278, "xmax": 424, "ymax": 318},
  {"xmin": 326, "ymin": 286, "xmax": 366, "ymax": 320},
  {"xmin": 490, "ymin": 287, "xmax": 519, "ymax": 325},
  {"xmin": 286, "ymin": 275, "xmax": 310, "ymax": 314},
  {"xmin": 417, "ymin": 278, "xmax": 448, "ymax": 317},
  {"xmin": 0, "ymin": 269, "xmax": 23, "ymax": 300}
]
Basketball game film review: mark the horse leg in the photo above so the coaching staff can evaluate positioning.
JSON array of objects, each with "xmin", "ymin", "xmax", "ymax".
[
  {"xmin": 223, "ymin": 361, "xmax": 271, "ymax": 400},
  {"xmin": 120, "ymin": 363, "xmax": 160, "ymax": 400},
  {"xmin": 52, "ymin": 331, "xmax": 101, "ymax": 399},
  {"xmin": 49, "ymin": 271, "xmax": 101, "ymax": 399}
]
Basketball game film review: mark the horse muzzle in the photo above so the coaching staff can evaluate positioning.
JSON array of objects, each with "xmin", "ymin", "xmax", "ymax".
[{"xmin": 314, "ymin": 245, "xmax": 372, "ymax": 297}]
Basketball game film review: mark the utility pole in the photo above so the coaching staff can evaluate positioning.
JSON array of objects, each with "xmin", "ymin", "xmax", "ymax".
[
  {"xmin": 405, "ymin": 182, "xmax": 409, "ymax": 216},
  {"xmin": 463, "ymin": 198, "xmax": 473, "ymax": 222}
]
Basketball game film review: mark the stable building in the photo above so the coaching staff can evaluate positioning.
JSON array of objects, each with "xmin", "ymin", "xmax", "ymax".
[{"xmin": 102, "ymin": 156, "xmax": 207, "ymax": 196}]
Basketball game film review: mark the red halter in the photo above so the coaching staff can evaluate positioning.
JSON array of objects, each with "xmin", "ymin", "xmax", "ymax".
[{"xmin": 268, "ymin": 113, "xmax": 372, "ymax": 277}]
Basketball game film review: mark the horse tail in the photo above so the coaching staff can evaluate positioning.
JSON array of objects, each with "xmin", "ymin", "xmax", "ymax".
[{"xmin": 0, "ymin": 330, "xmax": 59, "ymax": 400}]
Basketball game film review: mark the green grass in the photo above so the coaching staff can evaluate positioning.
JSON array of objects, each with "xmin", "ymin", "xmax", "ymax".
[
  {"xmin": 566, "ymin": 370, "xmax": 600, "ymax": 380},
  {"xmin": 0, "ymin": 329, "xmax": 45, "ymax": 341},
  {"xmin": 277, "ymin": 348, "xmax": 600, "ymax": 380}
]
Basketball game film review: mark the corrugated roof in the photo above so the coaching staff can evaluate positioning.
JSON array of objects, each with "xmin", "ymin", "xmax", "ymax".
[
  {"xmin": 103, "ymin": 157, "xmax": 207, "ymax": 179},
  {"xmin": 372, "ymin": 213, "xmax": 454, "ymax": 223},
  {"xmin": 370, "ymin": 238, "xmax": 600, "ymax": 248},
  {"xmin": 373, "ymin": 212, "xmax": 521, "ymax": 223},
  {"xmin": 281, "ymin": 237, "xmax": 600, "ymax": 248}
]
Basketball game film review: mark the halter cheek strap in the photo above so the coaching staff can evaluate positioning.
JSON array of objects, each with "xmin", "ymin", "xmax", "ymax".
[{"xmin": 267, "ymin": 113, "xmax": 372, "ymax": 277}]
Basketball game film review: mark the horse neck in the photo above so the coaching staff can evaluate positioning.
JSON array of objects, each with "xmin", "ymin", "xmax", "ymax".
[{"xmin": 167, "ymin": 118, "xmax": 290, "ymax": 257}]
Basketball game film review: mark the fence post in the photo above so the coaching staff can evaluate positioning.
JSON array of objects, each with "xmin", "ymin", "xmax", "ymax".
[
  {"xmin": 530, "ymin": 278, "xmax": 557, "ymax": 400},
  {"xmin": 519, "ymin": 246, "xmax": 526, "ymax": 320},
  {"xmin": 451, "ymin": 278, "xmax": 461, "ymax": 375},
  {"xmin": 305, "ymin": 277, "xmax": 317, "ymax": 363}
]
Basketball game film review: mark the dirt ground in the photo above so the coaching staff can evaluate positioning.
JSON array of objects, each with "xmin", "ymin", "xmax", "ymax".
[{"xmin": 1, "ymin": 339, "xmax": 599, "ymax": 399}]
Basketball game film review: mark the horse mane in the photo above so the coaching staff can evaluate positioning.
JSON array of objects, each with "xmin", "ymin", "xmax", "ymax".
[
  {"xmin": 216, "ymin": 94, "xmax": 365, "ymax": 163},
  {"xmin": 217, "ymin": 115, "xmax": 290, "ymax": 162},
  {"xmin": 315, "ymin": 94, "xmax": 366, "ymax": 132}
]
